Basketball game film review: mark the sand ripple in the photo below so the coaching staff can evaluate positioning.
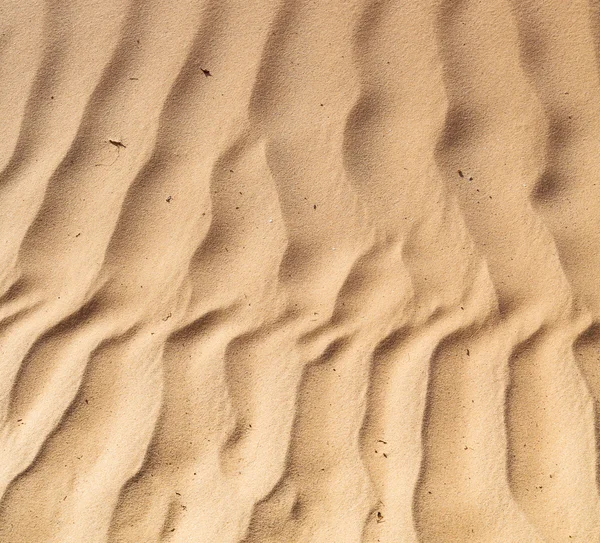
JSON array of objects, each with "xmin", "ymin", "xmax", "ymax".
[{"xmin": 1, "ymin": 0, "xmax": 600, "ymax": 541}]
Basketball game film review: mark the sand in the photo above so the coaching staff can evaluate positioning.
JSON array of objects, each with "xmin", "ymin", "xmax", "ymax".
[{"xmin": 1, "ymin": 0, "xmax": 600, "ymax": 541}]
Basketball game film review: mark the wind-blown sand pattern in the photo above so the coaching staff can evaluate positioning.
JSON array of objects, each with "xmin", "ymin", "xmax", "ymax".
[{"xmin": 2, "ymin": 0, "xmax": 600, "ymax": 541}]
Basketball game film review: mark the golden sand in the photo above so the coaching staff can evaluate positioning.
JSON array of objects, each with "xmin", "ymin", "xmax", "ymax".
[{"xmin": 1, "ymin": 0, "xmax": 600, "ymax": 541}]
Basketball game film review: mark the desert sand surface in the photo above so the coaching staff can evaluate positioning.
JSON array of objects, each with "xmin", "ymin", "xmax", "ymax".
[{"xmin": 2, "ymin": 0, "xmax": 600, "ymax": 541}]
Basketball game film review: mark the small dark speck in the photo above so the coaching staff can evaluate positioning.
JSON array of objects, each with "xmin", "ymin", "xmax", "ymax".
[
  {"xmin": 75, "ymin": 233, "xmax": 81, "ymax": 237},
  {"xmin": 383, "ymin": 453, "xmax": 388, "ymax": 458},
  {"xmin": 170, "ymin": 528, "xmax": 175, "ymax": 532},
  {"xmin": 201, "ymin": 68, "xmax": 212, "ymax": 77},
  {"xmin": 313, "ymin": 204, "xmax": 317, "ymax": 210},
  {"xmin": 460, "ymin": 306, "xmax": 464, "ymax": 310},
  {"xmin": 320, "ymin": 103, "xmax": 324, "ymax": 106},
  {"xmin": 466, "ymin": 349, "xmax": 470, "ymax": 356},
  {"xmin": 469, "ymin": 177, "xmax": 473, "ymax": 181},
  {"xmin": 85, "ymin": 399, "xmax": 89, "ymax": 404},
  {"xmin": 458, "ymin": 170, "xmax": 464, "ymax": 178},
  {"xmin": 109, "ymin": 139, "xmax": 126, "ymax": 149},
  {"xmin": 17, "ymin": 419, "xmax": 22, "ymax": 422},
  {"xmin": 51, "ymin": 96, "xmax": 54, "ymax": 99},
  {"xmin": 129, "ymin": 77, "xmax": 139, "ymax": 81},
  {"xmin": 166, "ymin": 196, "xmax": 172, "ymax": 203},
  {"xmin": 176, "ymin": 492, "xmax": 181, "ymax": 496}
]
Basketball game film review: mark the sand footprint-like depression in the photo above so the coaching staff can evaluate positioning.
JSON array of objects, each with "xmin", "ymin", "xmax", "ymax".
[{"xmin": 1, "ymin": 0, "xmax": 600, "ymax": 541}]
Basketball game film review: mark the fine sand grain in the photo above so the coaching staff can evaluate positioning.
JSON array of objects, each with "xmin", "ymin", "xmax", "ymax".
[{"xmin": 2, "ymin": 0, "xmax": 600, "ymax": 541}]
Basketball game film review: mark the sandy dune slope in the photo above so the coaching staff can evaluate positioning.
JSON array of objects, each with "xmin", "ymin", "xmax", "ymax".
[{"xmin": 1, "ymin": 0, "xmax": 600, "ymax": 541}]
